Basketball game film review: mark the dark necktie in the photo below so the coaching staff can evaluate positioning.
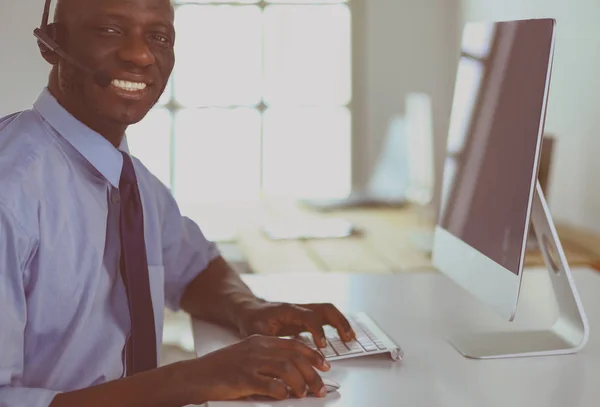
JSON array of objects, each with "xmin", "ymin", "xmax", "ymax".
[{"xmin": 119, "ymin": 151, "xmax": 158, "ymax": 375}]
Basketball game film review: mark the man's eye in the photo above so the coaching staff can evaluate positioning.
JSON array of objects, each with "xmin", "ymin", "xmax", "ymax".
[
  {"xmin": 150, "ymin": 34, "xmax": 172, "ymax": 46},
  {"xmin": 99, "ymin": 27, "xmax": 120, "ymax": 34},
  {"xmin": 152, "ymin": 35, "xmax": 170, "ymax": 44}
]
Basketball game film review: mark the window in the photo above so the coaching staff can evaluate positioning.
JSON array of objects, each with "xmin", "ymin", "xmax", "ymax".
[{"xmin": 127, "ymin": 0, "xmax": 353, "ymax": 209}]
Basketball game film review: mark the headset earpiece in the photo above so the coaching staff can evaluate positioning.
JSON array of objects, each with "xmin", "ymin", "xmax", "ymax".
[{"xmin": 37, "ymin": 23, "xmax": 58, "ymax": 54}]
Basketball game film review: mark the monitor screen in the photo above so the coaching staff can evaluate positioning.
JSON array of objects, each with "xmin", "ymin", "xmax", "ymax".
[{"xmin": 438, "ymin": 19, "xmax": 555, "ymax": 275}]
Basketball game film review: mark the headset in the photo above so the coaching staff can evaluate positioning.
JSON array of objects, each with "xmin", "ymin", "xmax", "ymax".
[{"xmin": 33, "ymin": 0, "xmax": 112, "ymax": 87}]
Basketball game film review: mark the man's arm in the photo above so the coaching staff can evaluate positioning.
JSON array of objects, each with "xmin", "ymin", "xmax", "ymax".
[
  {"xmin": 178, "ymin": 255, "xmax": 355, "ymax": 345},
  {"xmin": 179, "ymin": 256, "xmax": 261, "ymax": 333},
  {"xmin": 0, "ymin": 206, "xmax": 62, "ymax": 407},
  {"xmin": 49, "ymin": 368, "xmax": 185, "ymax": 407},
  {"xmin": 157, "ymin": 179, "xmax": 353, "ymax": 344}
]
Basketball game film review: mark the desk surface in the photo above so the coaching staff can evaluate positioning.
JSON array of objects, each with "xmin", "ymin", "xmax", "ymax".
[{"xmin": 192, "ymin": 267, "xmax": 600, "ymax": 407}]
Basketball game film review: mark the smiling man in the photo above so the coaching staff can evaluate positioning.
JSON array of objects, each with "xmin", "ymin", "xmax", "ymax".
[{"xmin": 0, "ymin": 0, "xmax": 355, "ymax": 406}]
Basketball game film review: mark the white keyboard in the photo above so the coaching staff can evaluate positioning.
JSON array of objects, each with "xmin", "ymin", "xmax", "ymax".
[{"xmin": 295, "ymin": 314, "xmax": 403, "ymax": 361}]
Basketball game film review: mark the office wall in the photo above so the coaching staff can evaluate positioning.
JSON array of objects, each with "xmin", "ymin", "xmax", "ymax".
[
  {"xmin": 460, "ymin": 0, "xmax": 600, "ymax": 232},
  {"xmin": 0, "ymin": 0, "xmax": 50, "ymax": 114},
  {"xmin": 1, "ymin": 0, "xmax": 461, "ymax": 214}
]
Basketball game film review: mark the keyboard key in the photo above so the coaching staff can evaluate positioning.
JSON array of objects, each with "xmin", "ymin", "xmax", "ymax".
[
  {"xmin": 330, "ymin": 340, "xmax": 350, "ymax": 354},
  {"xmin": 346, "ymin": 340, "xmax": 364, "ymax": 352},
  {"xmin": 363, "ymin": 329, "xmax": 377, "ymax": 340},
  {"xmin": 324, "ymin": 326, "xmax": 337, "ymax": 336},
  {"xmin": 320, "ymin": 346, "xmax": 337, "ymax": 358},
  {"xmin": 355, "ymin": 335, "xmax": 369, "ymax": 342},
  {"xmin": 360, "ymin": 342, "xmax": 378, "ymax": 352},
  {"xmin": 329, "ymin": 338, "xmax": 348, "ymax": 347},
  {"xmin": 297, "ymin": 336, "xmax": 317, "ymax": 349}
]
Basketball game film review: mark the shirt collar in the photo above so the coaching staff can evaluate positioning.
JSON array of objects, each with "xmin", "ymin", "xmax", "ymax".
[{"xmin": 33, "ymin": 88, "xmax": 130, "ymax": 188}]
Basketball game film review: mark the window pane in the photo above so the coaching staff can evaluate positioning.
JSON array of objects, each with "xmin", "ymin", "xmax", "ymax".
[
  {"xmin": 267, "ymin": 0, "xmax": 348, "ymax": 3},
  {"xmin": 174, "ymin": 5, "xmax": 262, "ymax": 107},
  {"xmin": 263, "ymin": 107, "xmax": 351, "ymax": 198},
  {"xmin": 176, "ymin": 0, "xmax": 258, "ymax": 3},
  {"xmin": 174, "ymin": 108, "xmax": 261, "ymax": 203},
  {"xmin": 264, "ymin": 5, "xmax": 351, "ymax": 106},
  {"xmin": 126, "ymin": 108, "xmax": 172, "ymax": 188}
]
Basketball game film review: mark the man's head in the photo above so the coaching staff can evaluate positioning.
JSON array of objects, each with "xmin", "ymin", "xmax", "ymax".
[{"xmin": 41, "ymin": 0, "xmax": 175, "ymax": 143}]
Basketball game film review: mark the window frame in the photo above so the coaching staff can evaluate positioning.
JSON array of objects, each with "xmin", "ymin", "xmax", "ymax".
[{"xmin": 150, "ymin": 0, "xmax": 362, "ymax": 199}]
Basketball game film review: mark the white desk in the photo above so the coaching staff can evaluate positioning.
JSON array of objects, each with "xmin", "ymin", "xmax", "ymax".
[{"xmin": 192, "ymin": 267, "xmax": 600, "ymax": 407}]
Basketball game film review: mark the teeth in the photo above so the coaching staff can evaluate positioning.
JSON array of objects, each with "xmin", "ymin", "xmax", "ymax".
[{"xmin": 111, "ymin": 79, "xmax": 147, "ymax": 92}]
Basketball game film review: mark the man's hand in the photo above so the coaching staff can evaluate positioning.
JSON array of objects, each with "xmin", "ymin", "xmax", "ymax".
[
  {"xmin": 173, "ymin": 335, "xmax": 332, "ymax": 402},
  {"xmin": 237, "ymin": 301, "xmax": 356, "ymax": 348},
  {"xmin": 51, "ymin": 335, "xmax": 332, "ymax": 406}
]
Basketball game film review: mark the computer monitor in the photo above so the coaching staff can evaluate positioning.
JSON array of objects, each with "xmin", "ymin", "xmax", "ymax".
[{"xmin": 432, "ymin": 18, "xmax": 588, "ymax": 359}]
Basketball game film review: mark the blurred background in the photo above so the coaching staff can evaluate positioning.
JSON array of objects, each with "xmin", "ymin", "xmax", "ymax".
[
  {"xmin": 3, "ymin": 0, "xmax": 600, "ymax": 365},
  {"xmin": 2, "ymin": 0, "xmax": 600, "ymax": 255}
]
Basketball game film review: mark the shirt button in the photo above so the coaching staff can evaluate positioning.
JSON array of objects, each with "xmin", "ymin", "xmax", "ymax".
[{"xmin": 112, "ymin": 194, "xmax": 120, "ymax": 204}]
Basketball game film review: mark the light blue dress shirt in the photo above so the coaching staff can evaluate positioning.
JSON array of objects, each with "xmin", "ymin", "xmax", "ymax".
[{"xmin": 0, "ymin": 89, "xmax": 220, "ymax": 407}]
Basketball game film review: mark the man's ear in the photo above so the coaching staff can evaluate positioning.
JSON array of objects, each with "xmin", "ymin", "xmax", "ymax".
[{"xmin": 38, "ymin": 23, "xmax": 61, "ymax": 65}]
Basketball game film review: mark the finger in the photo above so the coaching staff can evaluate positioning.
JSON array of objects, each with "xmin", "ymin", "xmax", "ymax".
[
  {"xmin": 267, "ymin": 337, "xmax": 331, "ymax": 372},
  {"xmin": 293, "ymin": 308, "xmax": 328, "ymax": 348},
  {"xmin": 249, "ymin": 375, "xmax": 289, "ymax": 400},
  {"xmin": 259, "ymin": 349, "xmax": 327, "ymax": 397},
  {"xmin": 305, "ymin": 303, "xmax": 355, "ymax": 342},
  {"xmin": 266, "ymin": 307, "xmax": 328, "ymax": 348},
  {"xmin": 287, "ymin": 353, "xmax": 327, "ymax": 397},
  {"xmin": 257, "ymin": 358, "xmax": 308, "ymax": 398}
]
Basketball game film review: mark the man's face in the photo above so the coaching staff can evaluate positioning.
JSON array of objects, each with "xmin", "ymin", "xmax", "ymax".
[{"xmin": 54, "ymin": 0, "xmax": 175, "ymax": 126}]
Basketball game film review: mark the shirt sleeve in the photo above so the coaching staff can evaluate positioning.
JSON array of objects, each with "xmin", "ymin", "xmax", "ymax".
[
  {"xmin": 0, "ymin": 205, "xmax": 61, "ymax": 407},
  {"xmin": 158, "ymin": 190, "xmax": 221, "ymax": 311}
]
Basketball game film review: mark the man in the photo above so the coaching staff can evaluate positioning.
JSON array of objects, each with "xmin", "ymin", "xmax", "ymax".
[{"xmin": 0, "ymin": 0, "xmax": 355, "ymax": 405}]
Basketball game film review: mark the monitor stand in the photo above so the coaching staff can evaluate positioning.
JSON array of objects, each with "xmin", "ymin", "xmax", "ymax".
[{"xmin": 448, "ymin": 181, "xmax": 590, "ymax": 359}]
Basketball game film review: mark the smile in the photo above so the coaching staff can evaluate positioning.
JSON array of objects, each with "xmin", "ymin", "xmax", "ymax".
[{"xmin": 111, "ymin": 79, "xmax": 148, "ymax": 92}]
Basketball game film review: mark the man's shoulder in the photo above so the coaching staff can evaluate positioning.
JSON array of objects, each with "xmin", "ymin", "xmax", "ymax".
[
  {"xmin": 0, "ymin": 108, "xmax": 55, "ymax": 171},
  {"xmin": 0, "ymin": 108, "xmax": 49, "ymax": 138},
  {"xmin": 0, "ymin": 109, "xmax": 57, "ymax": 223}
]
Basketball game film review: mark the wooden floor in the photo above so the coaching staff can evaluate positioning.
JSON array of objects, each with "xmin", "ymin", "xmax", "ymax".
[{"xmin": 181, "ymin": 199, "xmax": 600, "ymax": 275}]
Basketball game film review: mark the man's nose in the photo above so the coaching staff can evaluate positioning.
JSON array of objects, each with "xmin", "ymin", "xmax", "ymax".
[{"xmin": 118, "ymin": 35, "xmax": 156, "ymax": 67}]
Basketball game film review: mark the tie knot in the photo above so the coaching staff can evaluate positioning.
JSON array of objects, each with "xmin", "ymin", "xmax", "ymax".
[{"xmin": 120, "ymin": 152, "xmax": 138, "ymax": 186}]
